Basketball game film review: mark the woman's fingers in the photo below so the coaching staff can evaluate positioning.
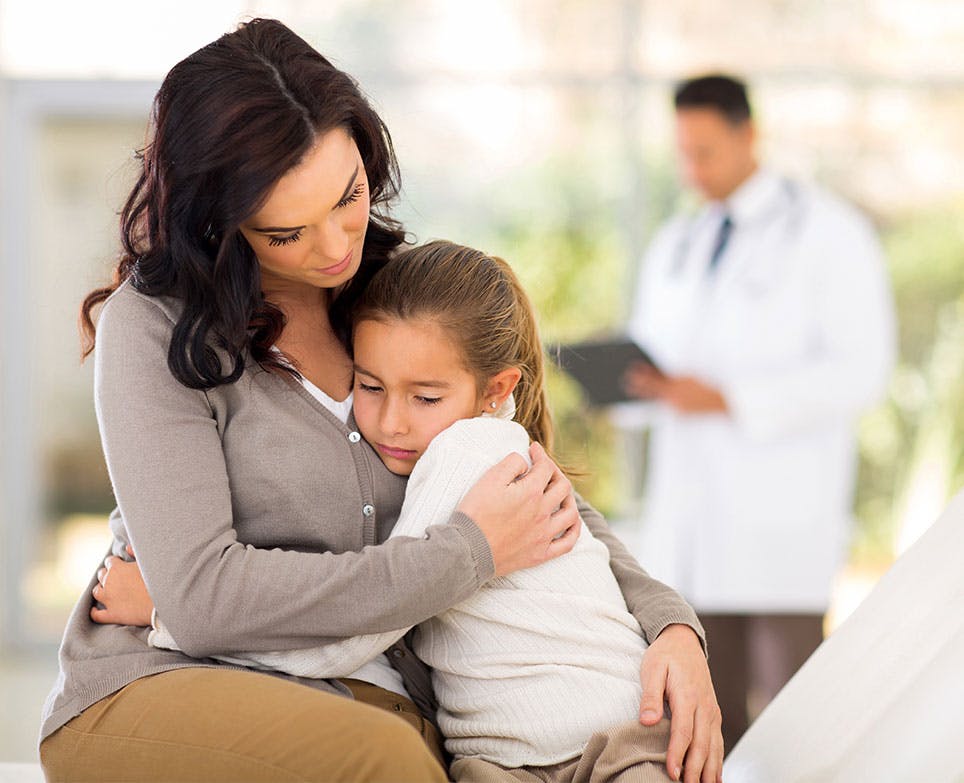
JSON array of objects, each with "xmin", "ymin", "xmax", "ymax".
[
  {"xmin": 666, "ymin": 697, "xmax": 695, "ymax": 782},
  {"xmin": 459, "ymin": 441, "xmax": 579, "ymax": 577},
  {"xmin": 489, "ymin": 450, "xmax": 533, "ymax": 486},
  {"xmin": 639, "ymin": 624, "xmax": 722, "ymax": 783},
  {"xmin": 680, "ymin": 704, "xmax": 711, "ymax": 783},
  {"xmin": 546, "ymin": 492, "xmax": 580, "ymax": 543},
  {"xmin": 638, "ymin": 657, "xmax": 667, "ymax": 726},
  {"xmin": 696, "ymin": 704, "xmax": 725, "ymax": 783}
]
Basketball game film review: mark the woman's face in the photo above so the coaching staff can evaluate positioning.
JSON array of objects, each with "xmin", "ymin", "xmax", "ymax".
[{"xmin": 239, "ymin": 127, "xmax": 371, "ymax": 294}]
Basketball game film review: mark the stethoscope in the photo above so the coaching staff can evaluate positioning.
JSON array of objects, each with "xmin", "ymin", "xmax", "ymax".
[{"xmin": 668, "ymin": 177, "xmax": 807, "ymax": 278}]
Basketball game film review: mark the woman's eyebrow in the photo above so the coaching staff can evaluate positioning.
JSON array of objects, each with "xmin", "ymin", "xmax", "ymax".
[{"xmin": 251, "ymin": 163, "xmax": 361, "ymax": 233}]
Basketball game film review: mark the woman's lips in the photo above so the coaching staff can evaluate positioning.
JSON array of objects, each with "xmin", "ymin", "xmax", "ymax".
[
  {"xmin": 316, "ymin": 250, "xmax": 352, "ymax": 275},
  {"xmin": 376, "ymin": 444, "xmax": 417, "ymax": 460}
]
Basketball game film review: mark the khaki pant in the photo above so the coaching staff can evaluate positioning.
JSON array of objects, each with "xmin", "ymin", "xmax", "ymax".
[
  {"xmin": 699, "ymin": 612, "xmax": 824, "ymax": 754},
  {"xmin": 449, "ymin": 719, "xmax": 672, "ymax": 783},
  {"xmin": 40, "ymin": 668, "xmax": 448, "ymax": 783}
]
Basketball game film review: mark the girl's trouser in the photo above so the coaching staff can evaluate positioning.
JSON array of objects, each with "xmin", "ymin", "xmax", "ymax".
[
  {"xmin": 39, "ymin": 668, "xmax": 448, "ymax": 783},
  {"xmin": 449, "ymin": 718, "xmax": 672, "ymax": 783}
]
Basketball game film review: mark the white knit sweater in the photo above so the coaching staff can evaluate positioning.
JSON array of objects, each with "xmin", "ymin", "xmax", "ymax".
[{"xmin": 151, "ymin": 417, "xmax": 647, "ymax": 766}]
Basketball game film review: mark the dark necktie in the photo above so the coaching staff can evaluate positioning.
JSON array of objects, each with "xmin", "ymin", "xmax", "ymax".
[{"xmin": 708, "ymin": 213, "xmax": 733, "ymax": 272}]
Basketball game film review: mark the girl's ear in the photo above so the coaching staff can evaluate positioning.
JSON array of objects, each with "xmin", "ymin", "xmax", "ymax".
[{"xmin": 482, "ymin": 367, "xmax": 522, "ymax": 410}]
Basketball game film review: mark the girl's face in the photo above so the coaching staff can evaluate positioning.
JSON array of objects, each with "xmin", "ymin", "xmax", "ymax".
[
  {"xmin": 352, "ymin": 318, "xmax": 487, "ymax": 476},
  {"xmin": 239, "ymin": 126, "xmax": 370, "ymax": 295}
]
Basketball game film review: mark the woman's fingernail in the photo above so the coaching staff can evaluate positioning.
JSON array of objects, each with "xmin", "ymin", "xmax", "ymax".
[{"xmin": 674, "ymin": 767, "xmax": 682, "ymax": 781}]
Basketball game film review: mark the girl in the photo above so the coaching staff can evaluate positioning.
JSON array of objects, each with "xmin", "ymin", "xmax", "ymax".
[{"xmin": 141, "ymin": 240, "xmax": 685, "ymax": 782}]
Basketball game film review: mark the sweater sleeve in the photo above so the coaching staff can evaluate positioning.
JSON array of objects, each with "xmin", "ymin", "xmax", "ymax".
[
  {"xmin": 147, "ymin": 417, "xmax": 530, "ymax": 677},
  {"xmin": 576, "ymin": 494, "xmax": 706, "ymax": 654},
  {"xmin": 95, "ymin": 286, "xmax": 494, "ymax": 659}
]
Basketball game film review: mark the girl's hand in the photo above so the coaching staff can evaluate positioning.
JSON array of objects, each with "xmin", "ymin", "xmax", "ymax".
[
  {"xmin": 90, "ymin": 546, "xmax": 155, "ymax": 627},
  {"xmin": 639, "ymin": 624, "xmax": 723, "ymax": 783},
  {"xmin": 457, "ymin": 442, "xmax": 580, "ymax": 577}
]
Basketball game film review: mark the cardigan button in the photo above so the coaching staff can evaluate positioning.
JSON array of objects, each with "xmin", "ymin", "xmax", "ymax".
[
  {"xmin": 347, "ymin": 431, "xmax": 361, "ymax": 443},
  {"xmin": 362, "ymin": 504, "xmax": 375, "ymax": 517}
]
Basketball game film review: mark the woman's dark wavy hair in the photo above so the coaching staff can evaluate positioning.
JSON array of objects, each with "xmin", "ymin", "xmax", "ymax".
[{"xmin": 79, "ymin": 17, "xmax": 404, "ymax": 389}]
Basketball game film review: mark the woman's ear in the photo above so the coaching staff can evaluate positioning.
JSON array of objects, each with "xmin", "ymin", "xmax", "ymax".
[{"xmin": 482, "ymin": 367, "xmax": 522, "ymax": 410}]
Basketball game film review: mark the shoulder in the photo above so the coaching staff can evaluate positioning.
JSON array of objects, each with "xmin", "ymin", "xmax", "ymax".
[
  {"xmin": 428, "ymin": 418, "xmax": 530, "ymax": 459},
  {"xmin": 94, "ymin": 281, "xmax": 191, "ymax": 390},
  {"xmin": 637, "ymin": 210, "xmax": 696, "ymax": 279},
  {"xmin": 98, "ymin": 279, "xmax": 185, "ymax": 334},
  {"xmin": 795, "ymin": 180, "xmax": 878, "ymax": 242}
]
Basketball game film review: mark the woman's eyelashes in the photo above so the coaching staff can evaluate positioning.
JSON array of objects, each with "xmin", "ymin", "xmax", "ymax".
[
  {"xmin": 264, "ymin": 184, "xmax": 366, "ymax": 247},
  {"xmin": 267, "ymin": 230, "xmax": 303, "ymax": 247},
  {"xmin": 336, "ymin": 182, "xmax": 366, "ymax": 209}
]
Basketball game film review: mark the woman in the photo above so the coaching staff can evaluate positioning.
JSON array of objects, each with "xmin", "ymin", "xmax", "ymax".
[{"xmin": 40, "ymin": 18, "xmax": 722, "ymax": 783}]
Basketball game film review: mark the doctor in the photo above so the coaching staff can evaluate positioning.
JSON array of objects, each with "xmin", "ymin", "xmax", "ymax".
[{"xmin": 624, "ymin": 74, "xmax": 896, "ymax": 753}]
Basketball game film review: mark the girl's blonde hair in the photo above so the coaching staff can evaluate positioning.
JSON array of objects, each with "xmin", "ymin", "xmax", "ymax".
[{"xmin": 353, "ymin": 240, "xmax": 556, "ymax": 456}]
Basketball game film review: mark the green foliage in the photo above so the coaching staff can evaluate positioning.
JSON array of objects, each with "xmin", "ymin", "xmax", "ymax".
[{"xmin": 854, "ymin": 203, "xmax": 964, "ymax": 563}]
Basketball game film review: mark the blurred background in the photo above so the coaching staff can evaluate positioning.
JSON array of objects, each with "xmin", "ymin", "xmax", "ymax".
[{"xmin": 1, "ymin": 0, "xmax": 962, "ymax": 763}]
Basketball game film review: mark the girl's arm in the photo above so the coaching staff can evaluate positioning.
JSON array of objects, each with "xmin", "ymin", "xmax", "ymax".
[{"xmin": 90, "ymin": 285, "xmax": 578, "ymax": 659}]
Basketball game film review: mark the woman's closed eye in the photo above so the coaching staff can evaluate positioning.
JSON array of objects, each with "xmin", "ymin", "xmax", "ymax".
[
  {"xmin": 357, "ymin": 381, "xmax": 383, "ymax": 394},
  {"xmin": 336, "ymin": 183, "xmax": 366, "ymax": 209},
  {"xmin": 267, "ymin": 230, "xmax": 303, "ymax": 247},
  {"xmin": 415, "ymin": 395, "xmax": 442, "ymax": 406}
]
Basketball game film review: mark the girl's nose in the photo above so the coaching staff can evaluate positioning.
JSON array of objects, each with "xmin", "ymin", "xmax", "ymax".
[{"xmin": 381, "ymin": 398, "xmax": 408, "ymax": 436}]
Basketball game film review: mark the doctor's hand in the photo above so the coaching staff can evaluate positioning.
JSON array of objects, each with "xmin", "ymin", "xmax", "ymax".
[
  {"xmin": 624, "ymin": 364, "xmax": 728, "ymax": 415},
  {"xmin": 639, "ymin": 624, "xmax": 723, "ymax": 783}
]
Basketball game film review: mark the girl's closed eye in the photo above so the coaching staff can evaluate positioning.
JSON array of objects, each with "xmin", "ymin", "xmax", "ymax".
[
  {"xmin": 357, "ymin": 381, "xmax": 382, "ymax": 394},
  {"xmin": 415, "ymin": 395, "xmax": 443, "ymax": 406}
]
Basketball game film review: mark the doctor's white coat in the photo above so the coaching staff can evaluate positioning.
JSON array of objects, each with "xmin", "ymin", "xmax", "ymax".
[{"xmin": 627, "ymin": 169, "xmax": 896, "ymax": 613}]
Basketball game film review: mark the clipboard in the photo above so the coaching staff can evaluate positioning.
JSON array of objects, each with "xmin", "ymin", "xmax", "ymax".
[{"xmin": 552, "ymin": 336, "xmax": 662, "ymax": 407}]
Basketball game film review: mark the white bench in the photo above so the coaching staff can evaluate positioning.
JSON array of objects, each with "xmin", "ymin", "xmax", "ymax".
[
  {"xmin": 723, "ymin": 489, "xmax": 964, "ymax": 782},
  {"xmin": 0, "ymin": 764, "xmax": 44, "ymax": 783}
]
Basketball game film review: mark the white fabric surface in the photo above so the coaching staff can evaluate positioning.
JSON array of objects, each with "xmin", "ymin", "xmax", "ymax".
[{"xmin": 724, "ymin": 486, "xmax": 964, "ymax": 782}]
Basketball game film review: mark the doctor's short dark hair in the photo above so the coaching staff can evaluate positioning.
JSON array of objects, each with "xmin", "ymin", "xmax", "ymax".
[{"xmin": 674, "ymin": 74, "xmax": 752, "ymax": 125}]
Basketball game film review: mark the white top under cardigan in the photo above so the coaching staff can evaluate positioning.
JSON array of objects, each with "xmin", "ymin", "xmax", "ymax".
[{"xmin": 152, "ymin": 416, "xmax": 647, "ymax": 767}]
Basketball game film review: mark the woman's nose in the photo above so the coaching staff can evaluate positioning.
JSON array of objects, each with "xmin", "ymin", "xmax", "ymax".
[{"xmin": 313, "ymin": 216, "xmax": 350, "ymax": 262}]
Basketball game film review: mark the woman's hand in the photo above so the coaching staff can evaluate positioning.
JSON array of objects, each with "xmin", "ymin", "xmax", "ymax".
[
  {"xmin": 90, "ymin": 546, "xmax": 155, "ymax": 627},
  {"xmin": 457, "ymin": 442, "xmax": 580, "ymax": 577},
  {"xmin": 639, "ymin": 624, "xmax": 723, "ymax": 783}
]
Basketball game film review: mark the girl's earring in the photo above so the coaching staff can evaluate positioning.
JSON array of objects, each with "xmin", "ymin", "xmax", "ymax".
[{"xmin": 490, "ymin": 401, "xmax": 497, "ymax": 409}]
